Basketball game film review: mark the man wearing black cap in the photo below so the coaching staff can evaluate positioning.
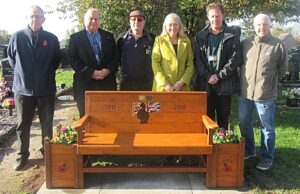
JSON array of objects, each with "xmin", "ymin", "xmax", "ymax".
[{"xmin": 117, "ymin": 10, "xmax": 155, "ymax": 91}]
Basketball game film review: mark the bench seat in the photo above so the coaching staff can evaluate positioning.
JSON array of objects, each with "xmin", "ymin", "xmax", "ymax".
[{"xmin": 78, "ymin": 133, "xmax": 212, "ymax": 155}]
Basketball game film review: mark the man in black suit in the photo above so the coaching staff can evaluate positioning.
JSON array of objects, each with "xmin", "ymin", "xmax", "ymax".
[{"xmin": 68, "ymin": 8, "xmax": 118, "ymax": 117}]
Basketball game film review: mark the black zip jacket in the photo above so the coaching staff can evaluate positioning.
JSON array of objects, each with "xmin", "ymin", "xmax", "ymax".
[{"xmin": 194, "ymin": 23, "xmax": 242, "ymax": 95}]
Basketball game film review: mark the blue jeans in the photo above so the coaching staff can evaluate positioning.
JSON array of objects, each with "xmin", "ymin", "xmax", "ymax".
[{"xmin": 238, "ymin": 97, "xmax": 276, "ymax": 162}]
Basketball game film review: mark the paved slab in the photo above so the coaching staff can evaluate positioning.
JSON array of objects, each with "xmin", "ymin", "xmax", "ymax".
[{"xmin": 37, "ymin": 173, "xmax": 252, "ymax": 194}]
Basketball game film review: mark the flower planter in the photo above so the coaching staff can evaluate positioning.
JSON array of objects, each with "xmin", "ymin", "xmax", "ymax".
[
  {"xmin": 44, "ymin": 138, "xmax": 78, "ymax": 188},
  {"xmin": 211, "ymin": 137, "xmax": 245, "ymax": 188}
]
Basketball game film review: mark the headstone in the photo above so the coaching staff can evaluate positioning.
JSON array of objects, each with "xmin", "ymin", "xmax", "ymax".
[
  {"xmin": 1, "ymin": 58, "xmax": 13, "ymax": 88},
  {"xmin": 0, "ymin": 44, "xmax": 8, "ymax": 59}
]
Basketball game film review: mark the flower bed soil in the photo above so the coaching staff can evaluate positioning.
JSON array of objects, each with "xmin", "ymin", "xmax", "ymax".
[
  {"xmin": 0, "ymin": 109, "xmax": 17, "ymax": 145},
  {"xmin": 85, "ymin": 155, "xmax": 201, "ymax": 168}
]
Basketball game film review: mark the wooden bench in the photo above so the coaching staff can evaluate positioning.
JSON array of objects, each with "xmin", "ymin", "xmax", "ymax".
[{"xmin": 73, "ymin": 91, "xmax": 219, "ymax": 188}]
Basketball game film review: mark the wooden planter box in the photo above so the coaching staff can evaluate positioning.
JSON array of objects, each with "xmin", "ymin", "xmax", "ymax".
[
  {"xmin": 44, "ymin": 138, "xmax": 78, "ymax": 188},
  {"xmin": 211, "ymin": 137, "xmax": 245, "ymax": 188}
]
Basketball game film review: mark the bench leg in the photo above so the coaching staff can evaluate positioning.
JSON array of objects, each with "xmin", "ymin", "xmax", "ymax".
[
  {"xmin": 73, "ymin": 145, "xmax": 79, "ymax": 188},
  {"xmin": 205, "ymin": 154, "xmax": 216, "ymax": 187},
  {"xmin": 78, "ymin": 155, "xmax": 84, "ymax": 188}
]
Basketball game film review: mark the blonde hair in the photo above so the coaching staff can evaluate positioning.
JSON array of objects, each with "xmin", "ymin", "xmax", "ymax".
[{"xmin": 161, "ymin": 13, "xmax": 186, "ymax": 37}]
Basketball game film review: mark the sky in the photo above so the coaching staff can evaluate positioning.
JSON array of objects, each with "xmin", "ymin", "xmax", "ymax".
[{"xmin": 0, "ymin": 0, "xmax": 77, "ymax": 41}]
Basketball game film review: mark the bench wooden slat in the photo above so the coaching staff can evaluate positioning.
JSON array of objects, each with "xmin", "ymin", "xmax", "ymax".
[
  {"xmin": 77, "ymin": 145, "xmax": 212, "ymax": 155},
  {"xmin": 77, "ymin": 133, "xmax": 212, "ymax": 155},
  {"xmin": 83, "ymin": 167, "xmax": 208, "ymax": 173},
  {"xmin": 86, "ymin": 91, "xmax": 206, "ymax": 102},
  {"xmin": 89, "ymin": 101, "xmax": 205, "ymax": 113},
  {"xmin": 87, "ymin": 113, "xmax": 202, "ymax": 123},
  {"xmin": 82, "ymin": 133, "xmax": 209, "ymax": 146},
  {"xmin": 86, "ymin": 122, "xmax": 205, "ymax": 133}
]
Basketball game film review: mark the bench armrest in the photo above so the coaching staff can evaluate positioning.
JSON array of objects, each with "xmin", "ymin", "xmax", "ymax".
[
  {"xmin": 202, "ymin": 115, "xmax": 219, "ymax": 145},
  {"xmin": 73, "ymin": 114, "xmax": 90, "ymax": 144}
]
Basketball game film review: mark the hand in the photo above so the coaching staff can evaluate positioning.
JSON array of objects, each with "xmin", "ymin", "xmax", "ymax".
[
  {"xmin": 91, "ymin": 69, "xmax": 110, "ymax": 80},
  {"xmin": 91, "ymin": 70, "xmax": 102, "ymax": 80},
  {"xmin": 173, "ymin": 80, "xmax": 185, "ymax": 91},
  {"xmin": 98, "ymin": 68, "xmax": 110, "ymax": 79},
  {"xmin": 208, "ymin": 74, "xmax": 219, "ymax": 85},
  {"xmin": 164, "ymin": 83, "xmax": 174, "ymax": 92}
]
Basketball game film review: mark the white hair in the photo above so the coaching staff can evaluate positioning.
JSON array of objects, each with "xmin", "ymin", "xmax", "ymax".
[
  {"xmin": 28, "ymin": 5, "xmax": 44, "ymax": 16},
  {"xmin": 84, "ymin": 8, "xmax": 100, "ymax": 24},
  {"xmin": 253, "ymin": 14, "xmax": 272, "ymax": 27}
]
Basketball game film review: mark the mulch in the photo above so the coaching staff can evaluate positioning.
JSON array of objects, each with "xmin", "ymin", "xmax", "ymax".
[{"xmin": 0, "ymin": 109, "xmax": 17, "ymax": 146}]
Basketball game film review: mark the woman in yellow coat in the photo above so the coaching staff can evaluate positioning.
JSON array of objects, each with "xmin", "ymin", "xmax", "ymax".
[{"xmin": 152, "ymin": 13, "xmax": 194, "ymax": 92}]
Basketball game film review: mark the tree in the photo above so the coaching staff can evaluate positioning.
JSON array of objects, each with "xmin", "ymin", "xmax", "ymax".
[
  {"xmin": 57, "ymin": 0, "xmax": 300, "ymax": 37},
  {"xmin": 57, "ymin": 0, "xmax": 177, "ymax": 37},
  {"xmin": 0, "ymin": 30, "xmax": 10, "ymax": 45}
]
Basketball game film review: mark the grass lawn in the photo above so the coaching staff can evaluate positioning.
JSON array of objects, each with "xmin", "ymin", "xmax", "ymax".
[
  {"xmin": 55, "ymin": 68, "xmax": 74, "ymax": 88},
  {"xmin": 229, "ymin": 91, "xmax": 300, "ymax": 193},
  {"xmin": 1, "ymin": 68, "xmax": 74, "ymax": 89}
]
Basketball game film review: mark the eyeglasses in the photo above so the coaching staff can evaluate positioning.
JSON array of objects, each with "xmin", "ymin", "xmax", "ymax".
[{"xmin": 130, "ymin": 18, "xmax": 144, "ymax": 22}]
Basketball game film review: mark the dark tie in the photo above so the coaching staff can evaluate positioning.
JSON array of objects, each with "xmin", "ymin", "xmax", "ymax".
[{"xmin": 32, "ymin": 34, "xmax": 38, "ymax": 58}]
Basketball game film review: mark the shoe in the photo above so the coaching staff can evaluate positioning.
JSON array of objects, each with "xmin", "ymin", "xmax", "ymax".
[
  {"xmin": 244, "ymin": 153, "xmax": 256, "ymax": 160},
  {"xmin": 13, "ymin": 159, "xmax": 28, "ymax": 171},
  {"xmin": 256, "ymin": 160, "xmax": 272, "ymax": 171}
]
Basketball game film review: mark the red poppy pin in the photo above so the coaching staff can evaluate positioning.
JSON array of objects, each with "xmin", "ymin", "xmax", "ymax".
[
  {"xmin": 42, "ymin": 40, "xmax": 48, "ymax": 47},
  {"xmin": 223, "ymin": 161, "xmax": 233, "ymax": 173},
  {"xmin": 57, "ymin": 162, "xmax": 67, "ymax": 173}
]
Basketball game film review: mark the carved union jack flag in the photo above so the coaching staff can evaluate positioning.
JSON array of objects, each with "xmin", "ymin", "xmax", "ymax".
[
  {"xmin": 132, "ymin": 102, "xmax": 160, "ymax": 116},
  {"xmin": 145, "ymin": 102, "xmax": 160, "ymax": 113}
]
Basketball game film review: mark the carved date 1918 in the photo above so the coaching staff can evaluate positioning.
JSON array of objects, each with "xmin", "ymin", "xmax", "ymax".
[{"xmin": 105, "ymin": 104, "xmax": 117, "ymax": 110}]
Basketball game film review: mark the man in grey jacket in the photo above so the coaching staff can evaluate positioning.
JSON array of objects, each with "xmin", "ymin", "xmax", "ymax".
[{"xmin": 239, "ymin": 14, "xmax": 288, "ymax": 171}]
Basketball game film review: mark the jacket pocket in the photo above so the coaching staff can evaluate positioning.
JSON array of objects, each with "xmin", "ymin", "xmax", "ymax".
[{"xmin": 216, "ymin": 76, "xmax": 238, "ymax": 95}]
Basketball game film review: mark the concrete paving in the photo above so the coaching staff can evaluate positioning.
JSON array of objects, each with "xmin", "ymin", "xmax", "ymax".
[{"xmin": 37, "ymin": 173, "xmax": 252, "ymax": 194}]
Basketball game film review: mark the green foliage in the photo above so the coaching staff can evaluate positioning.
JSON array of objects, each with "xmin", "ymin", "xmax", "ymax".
[
  {"xmin": 281, "ymin": 88, "xmax": 298, "ymax": 98},
  {"xmin": 57, "ymin": 0, "xmax": 300, "ymax": 38},
  {"xmin": 55, "ymin": 68, "xmax": 74, "ymax": 88},
  {"xmin": 0, "ymin": 30, "xmax": 10, "ymax": 44},
  {"xmin": 52, "ymin": 124, "xmax": 77, "ymax": 144},
  {"xmin": 57, "ymin": 0, "xmax": 177, "ymax": 36},
  {"xmin": 213, "ymin": 127, "xmax": 240, "ymax": 144}
]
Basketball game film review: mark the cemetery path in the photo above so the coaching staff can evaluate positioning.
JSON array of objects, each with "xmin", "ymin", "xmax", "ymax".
[{"xmin": 0, "ymin": 98, "xmax": 78, "ymax": 194}]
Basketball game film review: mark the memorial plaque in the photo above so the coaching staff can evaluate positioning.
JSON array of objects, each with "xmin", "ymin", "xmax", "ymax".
[{"xmin": 1, "ymin": 58, "xmax": 13, "ymax": 88}]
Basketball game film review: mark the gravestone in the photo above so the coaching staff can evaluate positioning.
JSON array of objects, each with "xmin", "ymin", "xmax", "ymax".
[
  {"xmin": 1, "ymin": 58, "xmax": 13, "ymax": 88},
  {"xmin": 0, "ymin": 44, "xmax": 7, "ymax": 59},
  {"xmin": 281, "ymin": 48, "xmax": 300, "ymax": 83}
]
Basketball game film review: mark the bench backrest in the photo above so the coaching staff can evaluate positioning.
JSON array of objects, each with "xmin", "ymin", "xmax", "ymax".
[{"xmin": 84, "ymin": 91, "xmax": 207, "ymax": 133}]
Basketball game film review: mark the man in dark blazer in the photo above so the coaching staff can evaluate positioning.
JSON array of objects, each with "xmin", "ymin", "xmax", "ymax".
[{"xmin": 68, "ymin": 8, "xmax": 118, "ymax": 117}]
